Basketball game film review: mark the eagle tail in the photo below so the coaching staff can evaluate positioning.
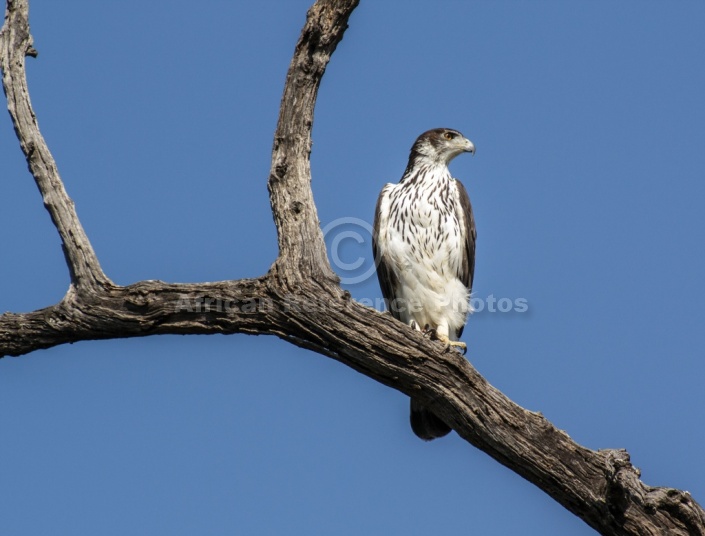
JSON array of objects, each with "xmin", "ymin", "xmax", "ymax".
[{"xmin": 409, "ymin": 398, "xmax": 451, "ymax": 441}]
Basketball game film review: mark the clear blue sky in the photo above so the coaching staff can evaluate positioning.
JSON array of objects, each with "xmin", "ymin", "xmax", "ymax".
[{"xmin": 2, "ymin": 1, "xmax": 704, "ymax": 534}]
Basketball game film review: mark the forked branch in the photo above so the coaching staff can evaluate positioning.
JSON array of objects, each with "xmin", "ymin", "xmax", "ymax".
[{"xmin": 1, "ymin": 1, "xmax": 703, "ymax": 534}]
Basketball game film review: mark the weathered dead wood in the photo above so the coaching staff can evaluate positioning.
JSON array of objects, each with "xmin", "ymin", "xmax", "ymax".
[
  {"xmin": 0, "ymin": 0, "xmax": 110, "ymax": 292},
  {"xmin": 267, "ymin": 0, "xmax": 350, "ymax": 288},
  {"xmin": 1, "ymin": 0, "xmax": 703, "ymax": 534}
]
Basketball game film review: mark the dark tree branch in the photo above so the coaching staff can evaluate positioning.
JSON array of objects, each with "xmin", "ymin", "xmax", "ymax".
[
  {"xmin": 1, "ymin": 1, "xmax": 703, "ymax": 534},
  {"xmin": 267, "ymin": 0, "xmax": 357, "ymax": 287}
]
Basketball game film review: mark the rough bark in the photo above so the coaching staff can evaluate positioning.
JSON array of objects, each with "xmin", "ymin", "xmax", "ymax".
[{"xmin": 1, "ymin": 1, "xmax": 703, "ymax": 534}]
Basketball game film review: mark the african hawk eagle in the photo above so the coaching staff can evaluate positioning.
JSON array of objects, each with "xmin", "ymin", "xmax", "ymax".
[{"xmin": 372, "ymin": 128, "xmax": 476, "ymax": 441}]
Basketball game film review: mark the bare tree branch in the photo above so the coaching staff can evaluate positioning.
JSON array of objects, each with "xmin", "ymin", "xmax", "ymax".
[
  {"xmin": 267, "ymin": 0, "xmax": 357, "ymax": 287},
  {"xmin": 0, "ymin": 0, "xmax": 110, "ymax": 292},
  {"xmin": 1, "ymin": 1, "xmax": 703, "ymax": 534}
]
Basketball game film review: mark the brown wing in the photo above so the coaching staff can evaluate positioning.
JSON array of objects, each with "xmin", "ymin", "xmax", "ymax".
[
  {"xmin": 453, "ymin": 178, "xmax": 476, "ymax": 290},
  {"xmin": 372, "ymin": 186, "xmax": 402, "ymax": 321},
  {"xmin": 453, "ymin": 178, "xmax": 476, "ymax": 338}
]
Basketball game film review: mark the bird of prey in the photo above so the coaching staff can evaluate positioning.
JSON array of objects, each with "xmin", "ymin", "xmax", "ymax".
[{"xmin": 372, "ymin": 128, "xmax": 476, "ymax": 441}]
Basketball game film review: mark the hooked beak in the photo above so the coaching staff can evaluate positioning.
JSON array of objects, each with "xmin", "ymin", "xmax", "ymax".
[{"xmin": 464, "ymin": 138, "xmax": 476, "ymax": 155}]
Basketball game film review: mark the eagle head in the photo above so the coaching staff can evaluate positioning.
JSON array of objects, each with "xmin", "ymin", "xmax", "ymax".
[{"xmin": 409, "ymin": 128, "xmax": 475, "ymax": 166}]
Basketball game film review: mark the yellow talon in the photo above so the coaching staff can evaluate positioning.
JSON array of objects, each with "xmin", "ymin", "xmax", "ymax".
[{"xmin": 431, "ymin": 332, "xmax": 467, "ymax": 355}]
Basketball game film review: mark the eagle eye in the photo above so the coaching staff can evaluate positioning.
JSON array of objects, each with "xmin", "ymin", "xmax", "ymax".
[{"xmin": 443, "ymin": 132, "xmax": 455, "ymax": 140}]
